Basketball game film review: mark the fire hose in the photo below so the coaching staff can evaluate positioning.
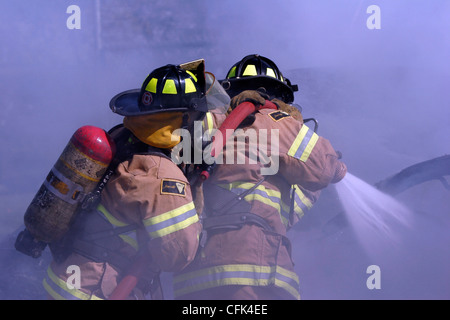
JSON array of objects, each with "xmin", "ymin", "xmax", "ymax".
[
  {"xmin": 108, "ymin": 252, "xmax": 151, "ymax": 300},
  {"xmin": 200, "ymin": 100, "xmax": 278, "ymax": 180},
  {"xmin": 108, "ymin": 100, "xmax": 278, "ymax": 300}
]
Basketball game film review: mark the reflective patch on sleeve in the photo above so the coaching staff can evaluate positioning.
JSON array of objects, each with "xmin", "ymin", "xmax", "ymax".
[
  {"xmin": 287, "ymin": 125, "xmax": 319, "ymax": 162},
  {"xmin": 161, "ymin": 179, "xmax": 186, "ymax": 196},
  {"xmin": 144, "ymin": 202, "xmax": 198, "ymax": 238},
  {"xmin": 268, "ymin": 110, "xmax": 291, "ymax": 122}
]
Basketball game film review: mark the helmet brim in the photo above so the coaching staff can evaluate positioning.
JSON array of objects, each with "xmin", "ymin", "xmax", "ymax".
[
  {"xmin": 109, "ymin": 89, "xmax": 142, "ymax": 116},
  {"xmin": 110, "ymin": 89, "xmax": 192, "ymax": 116}
]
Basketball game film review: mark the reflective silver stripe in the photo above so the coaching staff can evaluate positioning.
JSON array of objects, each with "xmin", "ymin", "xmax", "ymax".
[
  {"xmin": 219, "ymin": 182, "xmax": 289, "ymax": 227},
  {"xmin": 143, "ymin": 202, "xmax": 199, "ymax": 238},
  {"xmin": 97, "ymin": 204, "xmax": 138, "ymax": 250},
  {"xmin": 291, "ymin": 185, "xmax": 313, "ymax": 218},
  {"xmin": 218, "ymin": 182, "xmax": 313, "ymax": 228},
  {"xmin": 291, "ymin": 185, "xmax": 312, "ymax": 218},
  {"xmin": 287, "ymin": 125, "xmax": 319, "ymax": 162},
  {"xmin": 43, "ymin": 266, "xmax": 103, "ymax": 300},
  {"xmin": 173, "ymin": 264, "xmax": 300, "ymax": 299}
]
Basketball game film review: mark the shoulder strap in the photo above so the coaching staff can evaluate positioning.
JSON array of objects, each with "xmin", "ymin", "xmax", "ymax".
[{"xmin": 81, "ymin": 125, "xmax": 171, "ymax": 210}]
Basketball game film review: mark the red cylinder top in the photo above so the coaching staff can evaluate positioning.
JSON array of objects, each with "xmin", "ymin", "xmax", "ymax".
[{"xmin": 70, "ymin": 125, "xmax": 116, "ymax": 164}]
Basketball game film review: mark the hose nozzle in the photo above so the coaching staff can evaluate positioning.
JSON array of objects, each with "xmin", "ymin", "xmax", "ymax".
[{"xmin": 332, "ymin": 161, "xmax": 347, "ymax": 183}]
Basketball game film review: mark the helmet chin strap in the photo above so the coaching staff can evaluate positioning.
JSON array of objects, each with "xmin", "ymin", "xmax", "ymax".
[{"xmin": 181, "ymin": 111, "xmax": 207, "ymax": 131}]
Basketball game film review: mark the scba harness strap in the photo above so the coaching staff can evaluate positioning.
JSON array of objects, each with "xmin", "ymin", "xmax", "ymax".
[
  {"xmin": 199, "ymin": 178, "xmax": 292, "ymax": 254},
  {"xmin": 68, "ymin": 209, "xmax": 163, "ymax": 300},
  {"xmin": 51, "ymin": 124, "xmax": 168, "ymax": 298}
]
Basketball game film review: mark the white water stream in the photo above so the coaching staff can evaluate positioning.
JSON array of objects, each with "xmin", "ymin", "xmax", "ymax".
[{"xmin": 334, "ymin": 172, "xmax": 416, "ymax": 260}]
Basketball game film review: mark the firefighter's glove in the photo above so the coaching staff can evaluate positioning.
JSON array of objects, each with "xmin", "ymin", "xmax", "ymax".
[
  {"xmin": 272, "ymin": 98, "xmax": 303, "ymax": 122},
  {"xmin": 230, "ymin": 90, "xmax": 270, "ymax": 111},
  {"xmin": 332, "ymin": 161, "xmax": 347, "ymax": 183}
]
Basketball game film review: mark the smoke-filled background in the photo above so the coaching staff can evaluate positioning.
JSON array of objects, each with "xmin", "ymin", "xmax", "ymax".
[{"xmin": 1, "ymin": 0, "xmax": 449, "ymax": 300}]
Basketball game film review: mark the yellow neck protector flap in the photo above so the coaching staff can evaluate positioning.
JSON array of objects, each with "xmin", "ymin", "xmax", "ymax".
[{"xmin": 124, "ymin": 112, "xmax": 183, "ymax": 149}]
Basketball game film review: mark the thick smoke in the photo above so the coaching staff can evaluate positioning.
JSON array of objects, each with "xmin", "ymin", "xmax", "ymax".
[{"xmin": 0, "ymin": 0, "xmax": 449, "ymax": 300}]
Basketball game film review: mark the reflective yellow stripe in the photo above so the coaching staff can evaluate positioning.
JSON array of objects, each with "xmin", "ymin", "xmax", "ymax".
[
  {"xmin": 43, "ymin": 266, "xmax": 103, "ymax": 300},
  {"xmin": 162, "ymin": 79, "xmax": 177, "ymax": 94},
  {"xmin": 145, "ymin": 78, "xmax": 158, "ymax": 93},
  {"xmin": 174, "ymin": 264, "xmax": 300, "ymax": 299},
  {"xmin": 287, "ymin": 125, "xmax": 319, "ymax": 162},
  {"xmin": 288, "ymin": 126, "xmax": 308, "ymax": 157},
  {"xmin": 245, "ymin": 191, "xmax": 288, "ymax": 227},
  {"xmin": 46, "ymin": 266, "xmax": 88, "ymax": 300},
  {"xmin": 202, "ymin": 112, "xmax": 214, "ymax": 135},
  {"xmin": 143, "ymin": 202, "xmax": 199, "ymax": 238},
  {"xmin": 218, "ymin": 182, "xmax": 289, "ymax": 227},
  {"xmin": 97, "ymin": 204, "xmax": 128, "ymax": 227},
  {"xmin": 280, "ymin": 185, "xmax": 313, "ymax": 220},
  {"xmin": 119, "ymin": 234, "xmax": 138, "ymax": 250},
  {"xmin": 243, "ymin": 64, "xmax": 257, "ymax": 76},
  {"xmin": 293, "ymin": 185, "xmax": 312, "ymax": 218},
  {"xmin": 280, "ymin": 200, "xmax": 292, "ymax": 221},
  {"xmin": 43, "ymin": 278, "xmax": 65, "ymax": 300},
  {"xmin": 218, "ymin": 182, "xmax": 312, "ymax": 228},
  {"xmin": 300, "ymin": 133, "xmax": 318, "ymax": 162},
  {"xmin": 97, "ymin": 204, "xmax": 138, "ymax": 249},
  {"xmin": 185, "ymin": 78, "xmax": 197, "ymax": 93}
]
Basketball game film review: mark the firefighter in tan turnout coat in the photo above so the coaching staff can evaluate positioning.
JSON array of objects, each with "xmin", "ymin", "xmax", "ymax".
[
  {"xmin": 42, "ymin": 62, "xmax": 215, "ymax": 300},
  {"xmin": 173, "ymin": 55, "xmax": 347, "ymax": 300}
]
